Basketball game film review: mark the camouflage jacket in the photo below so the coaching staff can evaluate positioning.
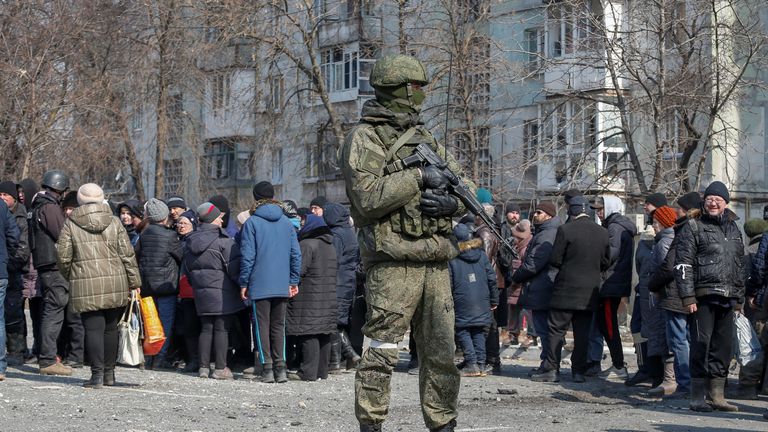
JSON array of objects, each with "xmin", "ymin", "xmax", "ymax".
[{"xmin": 339, "ymin": 100, "xmax": 470, "ymax": 266}]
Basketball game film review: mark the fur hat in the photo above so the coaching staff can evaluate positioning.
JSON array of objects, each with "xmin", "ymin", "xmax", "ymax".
[
  {"xmin": 144, "ymin": 198, "xmax": 169, "ymax": 223},
  {"xmin": 197, "ymin": 202, "xmax": 222, "ymax": 224},
  {"xmin": 77, "ymin": 183, "xmax": 105, "ymax": 206},
  {"xmin": 512, "ymin": 219, "xmax": 532, "ymax": 241}
]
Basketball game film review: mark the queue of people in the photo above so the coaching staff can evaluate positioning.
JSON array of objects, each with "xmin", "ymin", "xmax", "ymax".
[{"xmin": 1, "ymin": 170, "xmax": 767, "ymax": 422}]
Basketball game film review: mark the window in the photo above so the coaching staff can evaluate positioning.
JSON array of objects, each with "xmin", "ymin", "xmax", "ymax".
[
  {"xmin": 211, "ymin": 72, "xmax": 231, "ymax": 110},
  {"xmin": 523, "ymin": 120, "xmax": 539, "ymax": 164},
  {"xmin": 358, "ymin": 44, "xmax": 379, "ymax": 95},
  {"xmin": 305, "ymin": 143, "xmax": 318, "ymax": 177},
  {"xmin": 524, "ymin": 28, "xmax": 545, "ymax": 73},
  {"xmin": 268, "ymin": 76, "xmax": 284, "ymax": 112},
  {"xmin": 468, "ymin": 38, "xmax": 490, "ymax": 109},
  {"xmin": 163, "ymin": 159, "xmax": 183, "ymax": 197},
  {"xmin": 204, "ymin": 140, "xmax": 254, "ymax": 180},
  {"xmin": 320, "ymin": 47, "xmax": 358, "ymax": 93},
  {"xmin": 453, "ymin": 127, "xmax": 492, "ymax": 188},
  {"xmin": 546, "ymin": 1, "xmax": 598, "ymax": 57},
  {"xmin": 272, "ymin": 149, "xmax": 283, "ymax": 184}
]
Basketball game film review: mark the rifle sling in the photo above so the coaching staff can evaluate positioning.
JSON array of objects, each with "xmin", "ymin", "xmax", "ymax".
[{"xmin": 383, "ymin": 127, "xmax": 417, "ymax": 175}]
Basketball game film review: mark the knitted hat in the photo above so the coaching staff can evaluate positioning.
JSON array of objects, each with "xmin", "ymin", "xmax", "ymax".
[
  {"xmin": 166, "ymin": 196, "xmax": 187, "ymax": 210},
  {"xmin": 590, "ymin": 196, "xmax": 605, "ymax": 209},
  {"xmin": 144, "ymin": 198, "xmax": 169, "ymax": 223},
  {"xmin": 0, "ymin": 181, "xmax": 19, "ymax": 202},
  {"xmin": 61, "ymin": 190, "xmax": 79, "ymax": 209},
  {"xmin": 677, "ymin": 192, "xmax": 702, "ymax": 211},
  {"xmin": 704, "ymin": 181, "xmax": 729, "ymax": 203},
  {"xmin": 197, "ymin": 202, "xmax": 222, "ymax": 224},
  {"xmin": 281, "ymin": 199, "xmax": 298, "ymax": 218},
  {"xmin": 453, "ymin": 223, "xmax": 472, "ymax": 241},
  {"xmin": 744, "ymin": 218, "xmax": 768, "ymax": 238},
  {"xmin": 76, "ymin": 183, "xmax": 105, "ymax": 206},
  {"xmin": 512, "ymin": 219, "xmax": 532, "ymax": 241},
  {"xmin": 179, "ymin": 210, "xmax": 198, "ymax": 230},
  {"xmin": 645, "ymin": 193, "xmax": 668, "ymax": 209},
  {"xmin": 476, "ymin": 188, "xmax": 492, "ymax": 205},
  {"xmin": 652, "ymin": 206, "xmax": 676, "ymax": 228},
  {"xmin": 310, "ymin": 196, "xmax": 327, "ymax": 208},
  {"xmin": 208, "ymin": 194, "xmax": 231, "ymax": 226},
  {"xmin": 568, "ymin": 196, "xmax": 589, "ymax": 216},
  {"xmin": 505, "ymin": 201, "xmax": 521, "ymax": 213},
  {"xmin": 536, "ymin": 201, "xmax": 557, "ymax": 217},
  {"xmin": 253, "ymin": 181, "xmax": 275, "ymax": 200}
]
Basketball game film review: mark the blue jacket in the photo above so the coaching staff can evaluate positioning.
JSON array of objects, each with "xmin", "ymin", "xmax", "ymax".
[
  {"xmin": 239, "ymin": 202, "xmax": 301, "ymax": 300},
  {"xmin": 0, "ymin": 200, "xmax": 20, "ymax": 280},
  {"xmin": 449, "ymin": 238, "xmax": 498, "ymax": 328}
]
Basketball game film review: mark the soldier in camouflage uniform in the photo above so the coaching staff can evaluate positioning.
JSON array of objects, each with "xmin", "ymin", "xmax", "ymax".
[{"xmin": 339, "ymin": 54, "xmax": 471, "ymax": 432}]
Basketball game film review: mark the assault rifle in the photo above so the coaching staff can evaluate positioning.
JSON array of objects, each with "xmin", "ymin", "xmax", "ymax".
[{"xmin": 398, "ymin": 143, "xmax": 516, "ymax": 257}]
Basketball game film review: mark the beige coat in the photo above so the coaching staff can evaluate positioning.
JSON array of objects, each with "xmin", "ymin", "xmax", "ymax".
[{"xmin": 57, "ymin": 203, "xmax": 141, "ymax": 313}]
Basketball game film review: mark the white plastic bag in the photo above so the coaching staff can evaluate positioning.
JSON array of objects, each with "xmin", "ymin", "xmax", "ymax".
[
  {"xmin": 734, "ymin": 312, "xmax": 762, "ymax": 366},
  {"xmin": 117, "ymin": 291, "xmax": 144, "ymax": 366}
]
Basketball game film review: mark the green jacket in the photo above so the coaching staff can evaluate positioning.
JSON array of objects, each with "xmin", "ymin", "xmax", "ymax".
[
  {"xmin": 339, "ymin": 100, "xmax": 470, "ymax": 266},
  {"xmin": 57, "ymin": 203, "xmax": 141, "ymax": 313}
]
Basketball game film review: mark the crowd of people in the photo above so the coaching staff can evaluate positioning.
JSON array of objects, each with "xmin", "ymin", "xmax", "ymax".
[{"xmin": 0, "ymin": 170, "xmax": 767, "ymax": 419}]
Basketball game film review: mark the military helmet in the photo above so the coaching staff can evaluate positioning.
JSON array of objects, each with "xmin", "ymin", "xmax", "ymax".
[
  {"xmin": 370, "ymin": 54, "xmax": 428, "ymax": 88},
  {"xmin": 41, "ymin": 170, "xmax": 70, "ymax": 192}
]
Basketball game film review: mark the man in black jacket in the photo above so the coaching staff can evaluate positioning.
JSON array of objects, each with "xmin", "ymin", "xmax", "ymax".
[
  {"xmin": 674, "ymin": 181, "xmax": 743, "ymax": 412},
  {"xmin": 0, "ymin": 181, "xmax": 30, "ymax": 366},
  {"xmin": 30, "ymin": 170, "xmax": 84, "ymax": 375},
  {"xmin": 532, "ymin": 196, "xmax": 611, "ymax": 383},
  {"xmin": 511, "ymin": 204, "xmax": 560, "ymax": 372}
]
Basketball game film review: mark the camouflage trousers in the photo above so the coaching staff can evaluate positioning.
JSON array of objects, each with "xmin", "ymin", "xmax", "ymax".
[{"xmin": 355, "ymin": 261, "xmax": 460, "ymax": 429}]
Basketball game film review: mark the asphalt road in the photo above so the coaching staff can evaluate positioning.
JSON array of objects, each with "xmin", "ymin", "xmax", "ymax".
[{"xmin": 1, "ymin": 345, "xmax": 766, "ymax": 432}]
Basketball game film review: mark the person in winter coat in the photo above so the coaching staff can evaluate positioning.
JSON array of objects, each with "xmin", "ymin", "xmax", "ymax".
[
  {"xmin": 30, "ymin": 170, "xmax": 84, "ymax": 376},
  {"xmin": 135, "ymin": 198, "xmax": 182, "ymax": 369},
  {"xmin": 532, "ymin": 196, "xmax": 610, "ymax": 383},
  {"xmin": 674, "ymin": 181, "xmax": 744, "ymax": 412},
  {"xmin": 117, "ymin": 199, "xmax": 143, "ymax": 246},
  {"xmin": 208, "ymin": 195, "xmax": 239, "ymax": 238},
  {"xmin": 322, "ymin": 202, "xmax": 362, "ymax": 373},
  {"xmin": 0, "ymin": 198, "xmax": 19, "ymax": 381},
  {"xmin": 449, "ymin": 224, "xmax": 498, "ymax": 377},
  {"xmin": 56, "ymin": 184, "xmax": 141, "ymax": 388},
  {"xmin": 0, "ymin": 181, "xmax": 30, "ymax": 367},
  {"xmin": 19, "ymin": 179, "xmax": 42, "ymax": 362},
  {"xmin": 648, "ymin": 192, "xmax": 701, "ymax": 397},
  {"xmin": 176, "ymin": 210, "xmax": 201, "ymax": 373},
  {"xmin": 512, "ymin": 205, "xmax": 561, "ymax": 371},
  {"xmin": 507, "ymin": 220, "xmax": 531, "ymax": 345},
  {"xmin": 286, "ymin": 215, "xmax": 337, "ymax": 381},
  {"xmin": 239, "ymin": 181, "xmax": 301, "ymax": 384},
  {"xmin": 639, "ymin": 206, "xmax": 677, "ymax": 396},
  {"xmin": 589, "ymin": 195, "xmax": 637, "ymax": 380},
  {"xmin": 183, "ymin": 203, "xmax": 243, "ymax": 380},
  {"xmin": 625, "ymin": 226, "xmax": 655, "ymax": 387}
]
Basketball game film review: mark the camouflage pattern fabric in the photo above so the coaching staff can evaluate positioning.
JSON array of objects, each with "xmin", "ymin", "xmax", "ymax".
[
  {"xmin": 354, "ymin": 261, "xmax": 459, "ymax": 429},
  {"xmin": 369, "ymin": 54, "xmax": 428, "ymax": 88}
]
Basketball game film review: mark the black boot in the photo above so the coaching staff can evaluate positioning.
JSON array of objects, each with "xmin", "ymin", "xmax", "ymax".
[
  {"xmin": 646, "ymin": 355, "xmax": 664, "ymax": 388},
  {"xmin": 430, "ymin": 419, "xmax": 457, "ymax": 432},
  {"xmin": 274, "ymin": 361, "xmax": 288, "ymax": 384},
  {"xmin": 359, "ymin": 423, "xmax": 382, "ymax": 432},
  {"xmin": 261, "ymin": 364, "xmax": 275, "ymax": 383},
  {"xmin": 104, "ymin": 369, "xmax": 115, "ymax": 386},
  {"xmin": 329, "ymin": 332, "xmax": 342, "ymax": 374},
  {"xmin": 340, "ymin": 329, "xmax": 361, "ymax": 369},
  {"xmin": 83, "ymin": 371, "xmax": 104, "ymax": 389},
  {"xmin": 5, "ymin": 333, "xmax": 25, "ymax": 366}
]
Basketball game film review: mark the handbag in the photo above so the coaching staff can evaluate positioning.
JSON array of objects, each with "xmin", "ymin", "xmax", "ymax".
[
  {"xmin": 734, "ymin": 311, "xmax": 763, "ymax": 366},
  {"xmin": 117, "ymin": 291, "xmax": 144, "ymax": 366},
  {"xmin": 140, "ymin": 295, "xmax": 167, "ymax": 356}
]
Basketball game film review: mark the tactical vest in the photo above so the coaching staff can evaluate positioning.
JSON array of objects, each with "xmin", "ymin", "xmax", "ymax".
[
  {"xmin": 371, "ymin": 123, "xmax": 453, "ymax": 238},
  {"xmin": 29, "ymin": 193, "xmax": 60, "ymax": 271}
]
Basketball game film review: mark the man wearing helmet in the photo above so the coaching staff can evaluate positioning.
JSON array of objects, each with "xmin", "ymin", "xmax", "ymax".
[
  {"xmin": 339, "ymin": 54, "xmax": 471, "ymax": 432},
  {"xmin": 29, "ymin": 170, "xmax": 84, "ymax": 375}
]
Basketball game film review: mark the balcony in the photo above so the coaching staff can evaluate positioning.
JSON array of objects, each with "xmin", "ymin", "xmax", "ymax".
[
  {"xmin": 318, "ymin": 15, "xmax": 382, "ymax": 47},
  {"xmin": 543, "ymin": 57, "xmax": 616, "ymax": 93}
]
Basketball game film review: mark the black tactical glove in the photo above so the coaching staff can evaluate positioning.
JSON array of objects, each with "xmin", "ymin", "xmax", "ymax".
[
  {"xmin": 420, "ymin": 190, "xmax": 458, "ymax": 217},
  {"xmin": 419, "ymin": 165, "xmax": 450, "ymax": 190}
]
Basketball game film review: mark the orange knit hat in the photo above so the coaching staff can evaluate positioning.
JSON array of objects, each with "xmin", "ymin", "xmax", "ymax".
[{"xmin": 653, "ymin": 206, "xmax": 677, "ymax": 228}]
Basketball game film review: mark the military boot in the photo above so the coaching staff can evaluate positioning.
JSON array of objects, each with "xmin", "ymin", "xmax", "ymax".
[
  {"xmin": 689, "ymin": 378, "xmax": 713, "ymax": 412},
  {"xmin": 329, "ymin": 332, "xmax": 342, "ymax": 374},
  {"xmin": 359, "ymin": 423, "xmax": 382, "ymax": 432},
  {"xmin": 430, "ymin": 419, "xmax": 457, "ymax": 432},
  {"xmin": 708, "ymin": 377, "xmax": 738, "ymax": 412}
]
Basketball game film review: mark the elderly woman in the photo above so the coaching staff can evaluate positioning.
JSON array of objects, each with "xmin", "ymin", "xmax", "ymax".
[{"xmin": 56, "ymin": 184, "xmax": 141, "ymax": 388}]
